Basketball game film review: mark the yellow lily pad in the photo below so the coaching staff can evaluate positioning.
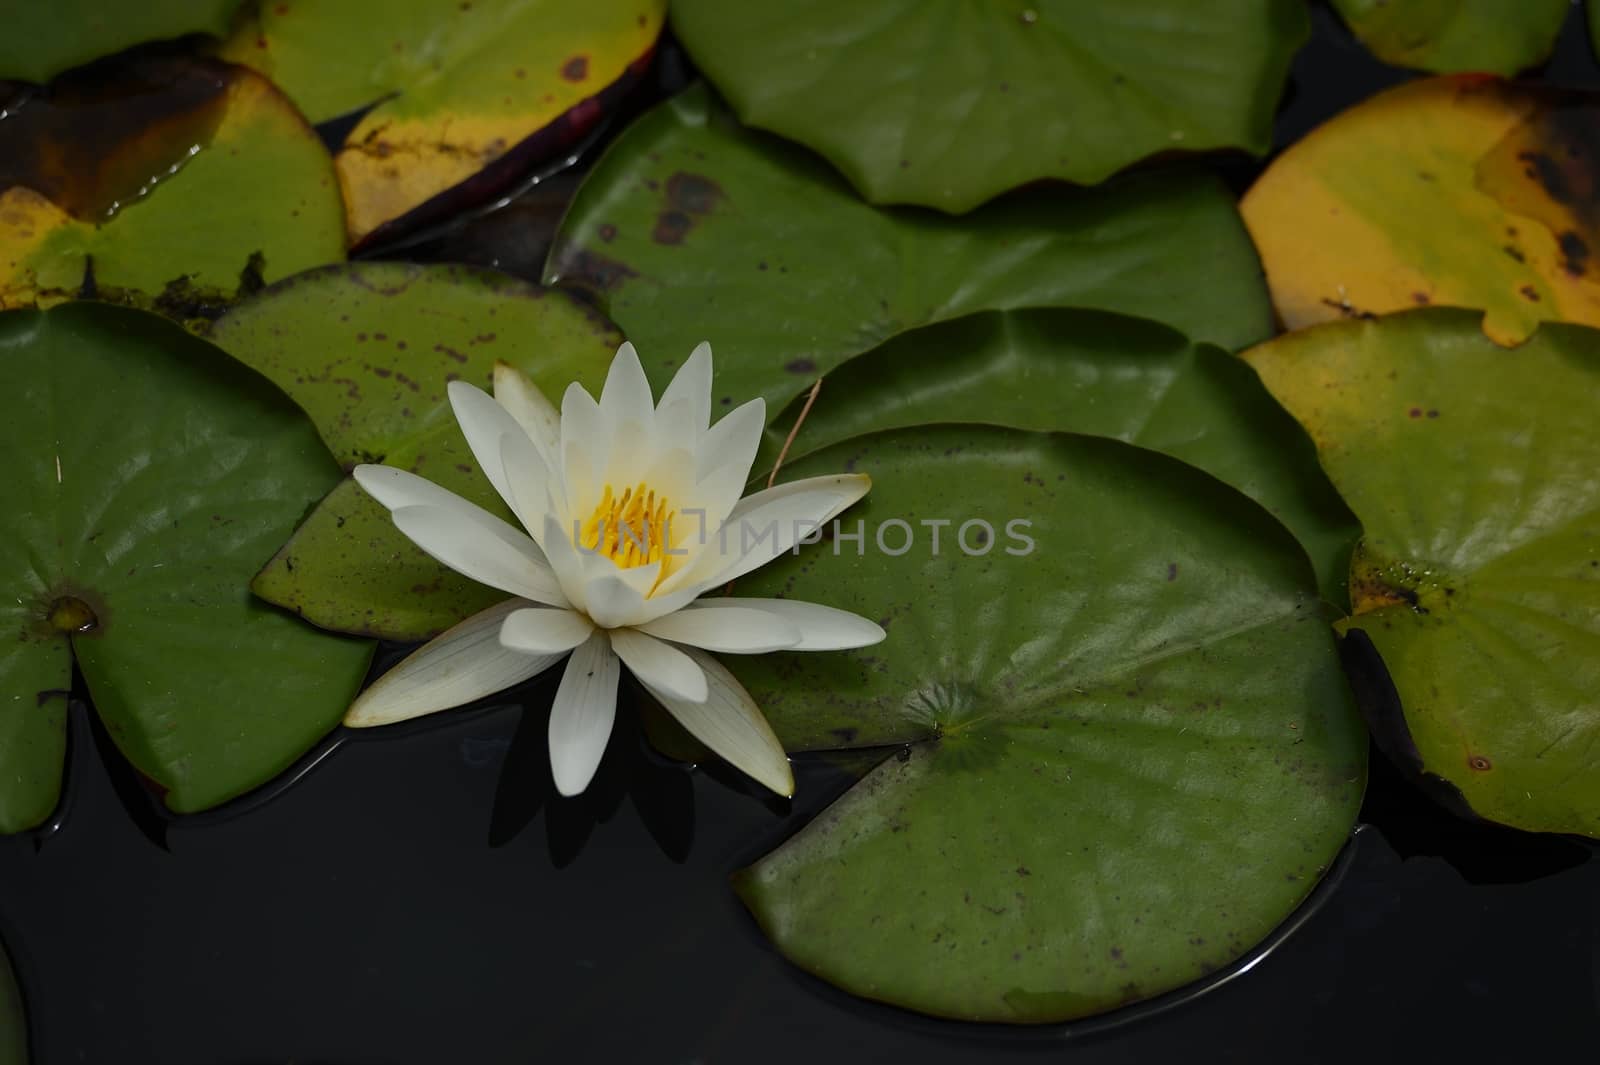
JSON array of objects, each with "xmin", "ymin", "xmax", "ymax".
[
  {"xmin": 1242, "ymin": 75, "xmax": 1600, "ymax": 345},
  {"xmin": 0, "ymin": 54, "xmax": 344, "ymax": 319},
  {"xmin": 220, "ymin": 0, "xmax": 664, "ymax": 245}
]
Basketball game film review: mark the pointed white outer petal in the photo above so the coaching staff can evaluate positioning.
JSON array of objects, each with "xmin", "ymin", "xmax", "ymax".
[
  {"xmin": 658, "ymin": 341, "xmax": 712, "ymax": 436},
  {"xmin": 687, "ymin": 598, "xmax": 887, "ymax": 650},
  {"xmin": 598, "ymin": 341, "xmax": 656, "ymax": 438},
  {"xmin": 344, "ymin": 600, "xmax": 563, "ymax": 727},
  {"xmin": 640, "ymin": 647, "xmax": 793, "ymax": 798},
  {"xmin": 549, "ymin": 631, "xmax": 621, "ymax": 796},
  {"xmin": 609, "ymin": 628, "xmax": 708, "ymax": 702},
  {"xmin": 500, "ymin": 430, "xmax": 555, "ymax": 543},
  {"xmin": 447, "ymin": 380, "xmax": 530, "ymax": 514},
  {"xmin": 652, "ymin": 397, "xmax": 699, "ymax": 467},
  {"xmin": 492, "ymin": 362, "xmax": 560, "ymax": 465},
  {"xmin": 695, "ymin": 396, "xmax": 764, "ymax": 481},
  {"xmin": 637, "ymin": 605, "xmax": 801, "ymax": 653},
  {"xmin": 664, "ymin": 473, "xmax": 873, "ymax": 595},
  {"xmin": 354, "ymin": 463, "xmax": 477, "ymax": 513},
  {"xmin": 391, "ymin": 504, "xmax": 568, "ymax": 606},
  {"xmin": 499, "ymin": 607, "xmax": 593, "ymax": 654}
]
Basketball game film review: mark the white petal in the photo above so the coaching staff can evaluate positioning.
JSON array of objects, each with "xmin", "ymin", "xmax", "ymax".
[
  {"xmin": 692, "ymin": 598, "xmax": 886, "ymax": 650},
  {"xmin": 690, "ymin": 455, "xmax": 757, "ymax": 540},
  {"xmin": 500, "ymin": 606, "xmax": 593, "ymax": 654},
  {"xmin": 609, "ymin": 628, "xmax": 707, "ymax": 702},
  {"xmin": 354, "ymin": 463, "xmax": 472, "ymax": 512},
  {"xmin": 548, "ymin": 631, "xmax": 621, "ymax": 796},
  {"xmin": 637, "ymin": 604, "xmax": 800, "ymax": 653},
  {"xmin": 657, "ymin": 341, "xmax": 712, "ymax": 434},
  {"xmin": 447, "ymin": 380, "xmax": 530, "ymax": 515},
  {"xmin": 560, "ymin": 382, "xmax": 605, "ymax": 500},
  {"xmin": 639, "ymin": 647, "xmax": 793, "ymax": 797},
  {"xmin": 696, "ymin": 396, "xmax": 764, "ymax": 481},
  {"xmin": 492, "ymin": 361, "xmax": 560, "ymax": 466},
  {"xmin": 580, "ymin": 571, "xmax": 651, "ymax": 629},
  {"xmin": 392, "ymin": 504, "xmax": 567, "ymax": 606},
  {"xmin": 598, "ymin": 341, "xmax": 656, "ymax": 439},
  {"xmin": 541, "ymin": 512, "xmax": 591, "ymax": 610},
  {"xmin": 345, "ymin": 600, "xmax": 563, "ymax": 727},
  {"xmin": 500, "ymin": 430, "xmax": 555, "ymax": 543},
  {"xmin": 663, "ymin": 473, "xmax": 872, "ymax": 595}
]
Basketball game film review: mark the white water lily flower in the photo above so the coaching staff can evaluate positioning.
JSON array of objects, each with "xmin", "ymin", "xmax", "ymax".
[{"xmin": 345, "ymin": 341, "xmax": 884, "ymax": 798}]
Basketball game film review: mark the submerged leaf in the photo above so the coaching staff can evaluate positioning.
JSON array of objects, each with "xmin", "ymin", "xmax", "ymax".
[
  {"xmin": 730, "ymin": 425, "xmax": 1365, "ymax": 1021},
  {"xmin": 1245, "ymin": 308, "xmax": 1600, "ymax": 837},
  {"xmin": 0, "ymin": 302, "xmax": 372, "ymax": 832},
  {"xmin": 1243, "ymin": 75, "xmax": 1600, "ymax": 345},
  {"xmin": 208, "ymin": 262, "xmax": 622, "ymax": 641},
  {"xmin": 669, "ymin": 0, "xmax": 1307, "ymax": 211},
  {"xmin": 547, "ymin": 84, "xmax": 1274, "ymax": 425},
  {"xmin": 758, "ymin": 308, "xmax": 1357, "ymax": 604},
  {"xmin": 0, "ymin": 54, "xmax": 344, "ymax": 320},
  {"xmin": 220, "ymin": 0, "xmax": 664, "ymax": 244}
]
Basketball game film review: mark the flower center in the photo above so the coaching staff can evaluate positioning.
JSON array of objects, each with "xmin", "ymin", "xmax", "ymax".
[{"xmin": 581, "ymin": 482, "xmax": 678, "ymax": 570}]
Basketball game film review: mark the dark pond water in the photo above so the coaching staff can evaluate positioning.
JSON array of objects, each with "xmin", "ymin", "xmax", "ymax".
[{"xmin": 1, "ymin": 5, "xmax": 1598, "ymax": 1063}]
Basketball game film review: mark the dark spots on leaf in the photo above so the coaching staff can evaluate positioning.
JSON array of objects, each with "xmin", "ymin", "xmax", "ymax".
[
  {"xmin": 557, "ymin": 248, "xmax": 639, "ymax": 293},
  {"xmin": 374, "ymin": 366, "xmax": 392, "ymax": 378},
  {"xmin": 1427, "ymin": 409, "xmax": 1439, "ymax": 418},
  {"xmin": 35, "ymin": 689, "xmax": 70, "ymax": 708},
  {"xmin": 396, "ymin": 340, "xmax": 407, "ymax": 350},
  {"xmin": 829, "ymin": 727, "xmax": 857, "ymax": 743},
  {"xmin": 561, "ymin": 56, "xmax": 589, "ymax": 82},
  {"xmin": 652, "ymin": 210, "xmax": 692, "ymax": 245},
  {"xmin": 1517, "ymin": 149, "xmax": 1574, "ymax": 205},
  {"xmin": 720, "ymin": 396, "xmax": 732, "ymax": 406},
  {"xmin": 356, "ymin": 332, "xmax": 368, "ymax": 342},
  {"xmin": 1521, "ymin": 284, "xmax": 1541, "ymax": 301},
  {"xmin": 1417, "ymin": 170, "xmax": 1437, "ymax": 182},
  {"xmin": 374, "ymin": 332, "xmax": 388, "ymax": 341},
  {"xmin": 785, "ymin": 358, "xmax": 817, "ymax": 374},
  {"xmin": 667, "ymin": 172, "xmax": 722, "ymax": 214},
  {"xmin": 1469, "ymin": 754, "xmax": 1493, "ymax": 771},
  {"xmin": 1559, "ymin": 230, "xmax": 1589, "ymax": 276},
  {"xmin": 598, "ymin": 223, "xmax": 617, "ymax": 242},
  {"xmin": 1504, "ymin": 244, "xmax": 1526, "ymax": 263},
  {"xmin": 1411, "ymin": 291, "xmax": 1430, "ymax": 305},
  {"xmin": 1109, "ymin": 946, "xmax": 1123, "ymax": 960},
  {"xmin": 1319, "ymin": 297, "xmax": 1375, "ymax": 320},
  {"xmin": 1166, "ymin": 562, "xmax": 1179, "ymax": 581},
  {"xmin": 434, "ymin": 342, "xmax": 467, "ymax": 363},
  {"xmin": 1015, "ymin": 864, "xmax": 1031, "ymax": 877}
]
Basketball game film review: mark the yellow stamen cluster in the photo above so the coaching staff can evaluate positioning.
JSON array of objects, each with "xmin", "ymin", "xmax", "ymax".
[{"xmin": 581, "ymin": 482, "xmax": 675, "ymax": 570}]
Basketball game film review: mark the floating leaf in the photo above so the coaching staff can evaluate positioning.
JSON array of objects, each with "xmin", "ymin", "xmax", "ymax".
[
  {"xmin": 208, "ymin": 262, "xmax": 622, "ymax": 641},
  {"xmin": 0, "ymin": 55, "xmax": 344, "ymax": 319},
  {"xmin": 1242, "ymin": 75, "xmax": 1600, "ymax": 345},
  {"xmin": 0, "ymin": 302, "xmax": 372, "ymax": 832},
  {"xmin": 220, "ymin": 0, "xmax": 664, "ymax": 245},
  {"xmin": 1245, "ymin": 308, "xmax": 1600, "ymax": 837},
  {"xmin": 667, "ymin": 0, "xmax": 1306, "ymax": 212},
  {"xmin": 0, "ymin": 0, "xmax": 238, "ymax": 84},
  {"xmin": 546, "ymin": 83, "xmax": 1274, "ymax": 425},
  {"xmin": 0, "ymin": 935, "xmax": 21, "ymax": 1065},
  {"xmin": 759, "ymin": 308, "xmax": 1357, "ymax": 604},
  {"xmin": 1331, "ymin": 0, "xmax": 1567, "ymax": 75},
  {"xmin": 727, "ymin": 425, "xmax": 1365, "ymax": 1021}
]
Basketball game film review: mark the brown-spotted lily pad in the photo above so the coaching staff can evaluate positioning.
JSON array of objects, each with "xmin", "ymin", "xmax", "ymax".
[
  {"xmin": 1245, "ymin": 308, "xmax": 1600, "ymax": 837},
  {"xmin": 208, "ymin": 262, "xmax": 623, "ymax": 641}
]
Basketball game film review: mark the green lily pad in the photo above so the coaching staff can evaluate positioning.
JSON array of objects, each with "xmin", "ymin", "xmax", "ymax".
[
  {"xmin": 0, "ymin": 302, "xmax": 372, "ymax": 833},
  {"xmin": 666, "ymin": 0, "xmax": 1307, "ymax": 212},
  {"xmin": 207, "ymin": 262, "xmax": 623, "ymax": 641},
  {"xmin": 0, "ymin": 0, "xmax": 239, "ymax": 84},
  {"xmin": 725, "ymin": 425, "xmax": 1365, "ymax": 1021},
  {"xmin": 219, "ymin": 0, "xmax": 664, "ymax": 244},
  {"xmin": 1332, "ymin": 0, "xmax": 1567, "ymax": 75},
  {"xmin": 0, "ymin": 54, "xmax": 344, "ymax": 320},
  {"xmin": 0, "ymin": 935, "xmax": 21, "ymax": 1065},
  {"xmin": 544, "ymin": 83, "xmax": 1274, "ymax": 423},
  {"xmin": 1245, "ymin": 308, "xmax": 1600, "ymax": 837},
  {"xmin": 758, "ymin": 308, "xmax": 1357, "ymax": 605}
]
